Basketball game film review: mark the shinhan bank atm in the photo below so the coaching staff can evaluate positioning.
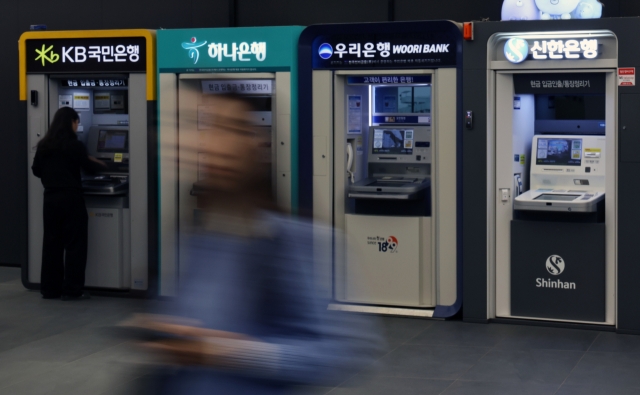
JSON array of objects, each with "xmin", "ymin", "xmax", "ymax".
[
  {"xmin": 463, "ymin": 18, "xmax": 640, "ymax": 334},
  {"xmin": 157, "ymin": 26, "xmax": 303, "ymax": 296},
  {"xmin": 298, "ymin": 21, "xmax": 463, "ymax": 318},
  {"xmin": 20, "ymin": 30, "xmax": 157, "ymax": 295}
]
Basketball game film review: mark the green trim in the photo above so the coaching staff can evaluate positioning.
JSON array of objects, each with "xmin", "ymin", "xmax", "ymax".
[{"xmin": 159, "ymin": 67, "xmax": 290, "ymax": 73}]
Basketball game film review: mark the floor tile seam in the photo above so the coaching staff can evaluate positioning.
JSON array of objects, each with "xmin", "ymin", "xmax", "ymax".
[
  {"xmin": 437, "ymin": 378, "xmax": 459, "ymax": 395},
  {"xmin": 453, "ymin": 377, "xmax": 573, "ymax": 385},
  {"xmin": 97, "ymin": 372, "xmax": 150, "ymax": 395},
  {"xmin": 330, "ymin": 343, "xmax": 403, "ymax": 388},
  {"xmin": 437, "ymin": 346, "xmax": 494, "ymax": 395},
  {"xmin": 552, "ymin": 348, "xmax": 590, "ymax": 395},
  {"xmin": 404, "ymin": 341, "xmax": 503, "ymax": 348},
  {"xmin": 394, "ymin": 343, "xmax": 494, "ymax": 351},
  {"xmin": 452, "ymin": 345, "xmax": 494, "ymax": 384},
  {"xmin": 491, "ymin": 346, "xmax": 596, "ymax": 353},
  {"xmin": 401, "ymin": 323, "xmax": 436, "ymax": 345},
  {"xmin": 366, "ymin": 377, "xmax": 456, "ymax": 383},
  {"xmin": 57, "ymin": 339, "xmax": 130, "ymax": 367},
  {"xmin": 0, "ymin": 361, "xmax": 68, "ymax": 391}
]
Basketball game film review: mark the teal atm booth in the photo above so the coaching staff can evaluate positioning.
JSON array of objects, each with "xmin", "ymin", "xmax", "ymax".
[{"xmin": 157, "ymin": 26, "xmax": 304, "ymax": 296}]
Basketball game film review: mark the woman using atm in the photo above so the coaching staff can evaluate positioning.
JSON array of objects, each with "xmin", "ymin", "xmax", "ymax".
[{"xmin": 31, "ymin": 107, "xmax": 106, "ymax": 300}]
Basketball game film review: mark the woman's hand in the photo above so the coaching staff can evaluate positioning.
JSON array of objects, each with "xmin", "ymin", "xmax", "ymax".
[{"xmin": 88, "ymin": 155, "xmax": 108, "ymax": 168}]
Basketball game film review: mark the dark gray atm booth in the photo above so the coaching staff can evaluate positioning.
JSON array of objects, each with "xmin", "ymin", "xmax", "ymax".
[
  {"xmin": 463, "ymin": 18, "xmax": 640, "ymax": 333},
  {"xmin": 19, "ymin": 30, "xmax": 157, "ymax": 296},
  {"xmin": 298, "ymin": 21, "xmax": 463, "ymax": 318}
]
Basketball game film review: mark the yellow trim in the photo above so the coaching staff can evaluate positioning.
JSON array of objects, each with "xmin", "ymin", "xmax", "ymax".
[{"xmin": 19, "ymin": 29, "xmax": 156, "ymax": 101}]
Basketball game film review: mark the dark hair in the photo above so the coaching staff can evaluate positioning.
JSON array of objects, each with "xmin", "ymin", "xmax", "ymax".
[{"xmin": 37, "ymin": 107, "xmax": 79, "ymax": 150}]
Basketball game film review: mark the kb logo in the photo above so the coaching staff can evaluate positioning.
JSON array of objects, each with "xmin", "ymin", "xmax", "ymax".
[
  {"xmin": 35, "ymin": 44, "xmax": 60, "ymax": 66},
  {"xmin": 546, "ymin": 255, "xmax": 565, "ymax": 276}
]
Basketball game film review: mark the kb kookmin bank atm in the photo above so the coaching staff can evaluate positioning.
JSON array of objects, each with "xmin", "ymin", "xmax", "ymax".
[
  {"xmin": 20, "ymin": 30, "xmax": 157, "ymax": 294},
  {"xmin": 298, "ymin": 21, "xmax": 463, "ymax": 318},
  {"xmin": 157, "ymin": 26, "xmax": 303, "ymax": 296},
  {"xmin": 489, "ymin": 30, "xmax": 616, "ymax": 324}
]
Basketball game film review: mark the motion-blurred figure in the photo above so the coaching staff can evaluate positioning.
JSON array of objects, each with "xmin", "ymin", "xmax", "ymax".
[{"xmin": 123, "ymin": 93, "xmax": 380, "ymax": 394}]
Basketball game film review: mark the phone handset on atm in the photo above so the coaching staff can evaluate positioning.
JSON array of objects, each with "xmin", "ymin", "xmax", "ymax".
[
  {"xmin": 346, "ymin": 143, "xmax": 355, "ymax": 184},
  {"xmin": 513, "ymin": 174, "xmax": 523, "ymax": 198}
]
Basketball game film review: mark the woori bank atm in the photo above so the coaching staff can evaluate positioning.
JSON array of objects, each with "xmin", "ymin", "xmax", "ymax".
[
  {"xmin": 298, "ymin": 21, "xmax": 463, "ymax": 318},
  {"xmin": 157, "ymin": 26, "xmax": 303, "ymax": 296},
  {"xmin": 20, "ymin": 30, "xmax": 157, "ymax": 295},
  {"xmin": 463, "ymin": 18, "xmax": 640, "ymax": 333}
]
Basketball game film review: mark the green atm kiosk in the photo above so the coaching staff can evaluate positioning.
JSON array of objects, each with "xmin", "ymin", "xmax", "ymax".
[{"xmin": 157, "ymin": 26, "xmax": 304, "ymax": 296}]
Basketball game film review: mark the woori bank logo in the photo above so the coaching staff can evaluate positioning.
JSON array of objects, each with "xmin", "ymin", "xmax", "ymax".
[
  {"xmin": 318, "ymin": 43, "xmax": 333, "ymax": 59},
  {"xmin": 504, "ymin": 37, "xmax": 529, "ymax": 64},
  {"xmin": 182, "ymin": 37, "xmax": 207, "ymax": 64}
]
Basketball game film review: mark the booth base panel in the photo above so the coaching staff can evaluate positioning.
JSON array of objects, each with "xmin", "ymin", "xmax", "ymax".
[
  {"xmin": 328, "ymin": 303, "xmax": 436, "ymax": 318},
  {"xmin": 340, "ymin": 214, "xmax": 434, "ymax": 308},
  {"xmin": 85, "ymin": 207, "xmax": 129, "ymax": 289},
  {"xmin": 510, "ymin": 220, "xmax": 606, "ymax": 323}
]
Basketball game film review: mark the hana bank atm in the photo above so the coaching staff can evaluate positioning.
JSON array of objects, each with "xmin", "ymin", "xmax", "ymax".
[
  {"xmin": 298, "ymin": 21, "xmax": 463, "ymax": 318},
  {"xmin": 20, "ymin": 30, "xmax": 157, "ymax": 295},
  {"xmin": 157, "ymin": 26, "xmax": 303, "ymax": 296},
  {"xmin": 490, "ymin": 31, "xmax": 617, "ymax": 325}
]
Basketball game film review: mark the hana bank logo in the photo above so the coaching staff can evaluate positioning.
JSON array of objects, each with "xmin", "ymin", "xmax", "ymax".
[
  {"xmin": 182, "ymin": 37, "xmax": 207, "ymax": 64},
  {"xmin": 318, "ymin": 43, "xmax": 333, "ymax": 59},
  {"xmin": 504, "ymin": 37, "xmax": 529, "ymax": 64},
  {"xmin": 35, "ymin": 44, "xmax": 60, "ymax": 66}
]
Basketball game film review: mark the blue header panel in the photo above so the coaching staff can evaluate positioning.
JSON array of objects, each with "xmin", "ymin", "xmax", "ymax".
[{"xmin": 312, "ymin": 28, "xmax": 460, "ymax": 70}]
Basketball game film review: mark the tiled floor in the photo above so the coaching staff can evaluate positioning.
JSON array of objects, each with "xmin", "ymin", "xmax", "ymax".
[{"xmin": 1, "ymin": 266, "xmax": 640, "ymax": 394}]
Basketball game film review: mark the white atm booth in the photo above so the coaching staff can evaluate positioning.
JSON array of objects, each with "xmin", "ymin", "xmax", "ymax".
[
  {"xmin": 489, "ymin": 31, "xmax": 617, "ymax": 324},
  {"xmin": 20, "ymin": 30, "xmax": 157, "ymax": 294},
  {"xmin": 157, "ymin": 27, "xmax": 303, "ymax": 296},
  {"xmin": 298, "ymin": 21, "xmax": 464, "ymax": 318}
]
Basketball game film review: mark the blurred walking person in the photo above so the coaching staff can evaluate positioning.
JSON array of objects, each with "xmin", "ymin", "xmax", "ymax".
[{"xmin": 122, "ymin": 93, "xmax": 379, "ymax": 394}]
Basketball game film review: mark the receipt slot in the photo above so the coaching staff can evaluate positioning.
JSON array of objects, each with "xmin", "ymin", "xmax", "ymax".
[
  {"xmin": 157, "ymin": 27, "xmax": 303, "ymax": 296},
  {"xmin": 21, "ymin": 30, "xmax": 157, "ymax": 294},
  {"xmin": 299, "ymin": 21, "xmax": 463, "ymax": 318}
]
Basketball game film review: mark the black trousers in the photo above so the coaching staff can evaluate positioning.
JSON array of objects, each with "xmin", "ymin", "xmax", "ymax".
[{"xmin": 41, "ymin": 191, "xmax": 88, "ymax": 298}]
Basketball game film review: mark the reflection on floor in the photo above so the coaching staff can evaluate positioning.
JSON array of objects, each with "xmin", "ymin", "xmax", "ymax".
[{"xmin": 1, "ymin": 266, "xmax": 640, "ymax": 394}]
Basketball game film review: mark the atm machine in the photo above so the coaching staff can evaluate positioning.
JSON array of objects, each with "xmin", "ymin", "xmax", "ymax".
[
  {"xmin": 298, "ymin": 21, "xmax": 463, "ymax": 318},
  {"xmin": 20, "ymin": 30, "xmax": 157, "ymax": 294},
  {"xmin": 489, "ymin": 33, "xmax": 616, "ymax": 325},
  {"xmin": 156, "ymin": 26, "xmax": 304, "ymax": 296}
]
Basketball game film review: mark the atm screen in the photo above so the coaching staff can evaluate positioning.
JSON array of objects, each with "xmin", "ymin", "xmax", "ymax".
[
  {"xmin": 97, "ymin": 130, "xmax": 128, "ymax": 152},
  {"xmin": 372, "ymin": 129, "xmax": 414, "ymax": 155},
  {"xmin": 536, "ymin": 138, "xmax": 582, "ymax": 166}
]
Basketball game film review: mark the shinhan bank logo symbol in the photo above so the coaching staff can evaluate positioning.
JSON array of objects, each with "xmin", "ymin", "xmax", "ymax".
[
  {"xmin": 504, "ymin": 38, "xmax": 529, "ymax": 64},
  {"xmin": 318, "ymin": 43, "xmax": 333, "ymax": 60},
  {"xmin": 546, "ymin": 255, "xmax": 566, "ymax": 276},
  {"xmin": 35, "ymin": 44, "xmax": 60, "ymax": 66},
  {"xmin": 182, "ymin": 37, "xmax": 207, "ymax": 64}
]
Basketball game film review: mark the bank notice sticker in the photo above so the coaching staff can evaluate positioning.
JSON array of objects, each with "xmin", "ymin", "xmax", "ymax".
[
  {"xmin": 73, "ymin": 94, "xmax": 90, "ymax": 109},
  {"xmin": 619, "ymin": 68, "xmax": 635, "ymax": 86},
  {"xmin": 585, "ymin": 148, "xmax": 601, "ymax": 158},
  {"xmin": 114, "ymin": 153, "xmax": 123, "ymax": 163},
  {"xmin": 520, "ymin": 154, "xmax": 525, "ymax": 165}
]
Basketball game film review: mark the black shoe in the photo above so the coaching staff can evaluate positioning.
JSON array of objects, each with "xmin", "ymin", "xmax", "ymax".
[{"xmin": 61, "ymin": 291, "xmax": 91, "ymax": 301}]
